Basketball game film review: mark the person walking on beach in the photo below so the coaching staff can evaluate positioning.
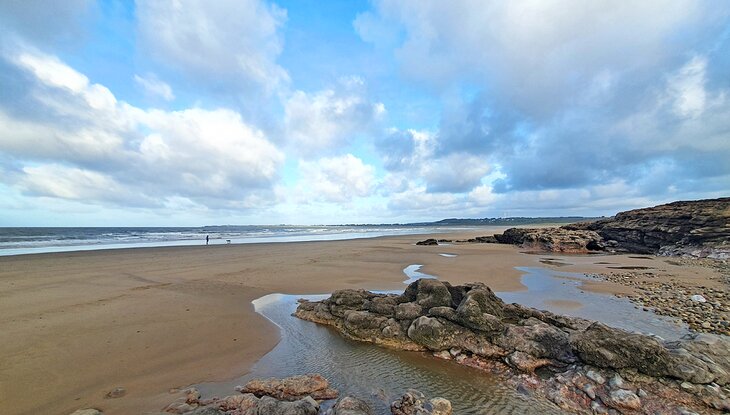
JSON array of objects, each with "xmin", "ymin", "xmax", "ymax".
[{"xmin": 206, "ymin": 235, "xmax": 209, "ymax": 245}]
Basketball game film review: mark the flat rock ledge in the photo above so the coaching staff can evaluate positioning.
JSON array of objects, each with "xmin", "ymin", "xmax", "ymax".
[{"xmin": 295, "ymin": 278, "xmax": 730, "ymax": 414}]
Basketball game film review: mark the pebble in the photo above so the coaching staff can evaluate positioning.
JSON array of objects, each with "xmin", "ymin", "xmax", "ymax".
[
  {"xmin": 105, "ymin": 387, "xmax": 126, "ymax": 399},
  {"xmin": 588, "ymin": 260, "xmax": 730, "ymax": 336}
]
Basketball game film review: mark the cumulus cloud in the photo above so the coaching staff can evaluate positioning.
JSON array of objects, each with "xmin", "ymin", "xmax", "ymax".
[
  {"xmin": 285, "ymin": 77, "xmax": 385, "ymax": 156},
  {"xmin": 134, "ymin": 73, "xmax": 175, "ymax": 101},
  {"xmin": 136, "ymin": 0, "xmax": 288, "ymax": 94},
  {"xmin": 374, "ymin": 128, "xmax": 490, "ymax": 194},
  {"xmin": 359, "ymin": 0, "xmax": 730, "ymax": 206},
  {"xmin": 298, "ymin": 154, "xmax": 376, "ymax": 203},
  {"xmin": 0, "ymin": 48, "xmax": 284, "ymax": 210}
]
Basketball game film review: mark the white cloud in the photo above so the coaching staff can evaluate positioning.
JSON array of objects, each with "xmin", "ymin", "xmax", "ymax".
[
  {"xmin": 0, "ymin": 48, "xmax": 285, "ymax": 210},
  {"xmin": 358, "ymin": 1, "xmax": 709, "ymax": 110},
  {"xmin": 134, "ymin": 73, "xmax": 175, "ymax": 101},
  {"xmin": 136, "ymin": 0, "xmax": 288, "ymax": 94},
  {"xmin": 20, "ymin": 164, "xmax": 157, "ymax": 207},
  {"xmin": 421, "ymin": 153, "xmax": 490, "ymax": 193},
  {"xmin": 667, "ymin": 56, "xmax": 708, "ymax": 119},
  {"xmin": 298, "ymin": 154, "xmax": 376, "ymax": 203},
  {"xmin": 285, "ymin": 77, "xmax": 385, "ymax": 156}
]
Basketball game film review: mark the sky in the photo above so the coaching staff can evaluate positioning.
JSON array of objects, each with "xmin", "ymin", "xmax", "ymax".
[{"xmin": 0, "ymin": 1, "xmax": 729, "ymax": 226}]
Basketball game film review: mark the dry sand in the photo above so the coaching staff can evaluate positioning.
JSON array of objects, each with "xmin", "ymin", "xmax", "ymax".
[{"xmin": 0, "ymin": 229, "xmax": 723, "ymax": 415}]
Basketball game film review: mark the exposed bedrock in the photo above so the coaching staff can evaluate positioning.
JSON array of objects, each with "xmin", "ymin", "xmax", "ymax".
[
  {"xmin": 295, "ymin": 278, "xmax": 730, "ymax": 414},
  {"xmin": 487, "ymin": 197, "xmax": 730, "ymax": 257}
]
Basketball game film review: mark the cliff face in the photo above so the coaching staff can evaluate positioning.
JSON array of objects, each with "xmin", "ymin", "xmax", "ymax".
[
  {"xmin": 570, "ymin": 197, "xmax": 730, "ymax": 256},
  {"xmin": 494, "ymin": 198, "xmax": 730, "ymax": 257}
]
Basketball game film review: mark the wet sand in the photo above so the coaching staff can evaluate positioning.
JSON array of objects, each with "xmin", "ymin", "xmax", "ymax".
[{"xmin": 0, "ymin": 229, "xmax": 723, "ymax": 415}]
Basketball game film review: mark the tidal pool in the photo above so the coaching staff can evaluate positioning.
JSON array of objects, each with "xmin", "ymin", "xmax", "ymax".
[
  {"xmin": 197, "ymin": 265, "xmax": 688, "ymax": 413},
  {"xmin": 197, "ymin": 292, "xmax": 565, "ymax": 414},
  {"xmin": 497, "ymin": 267, "xmax": 689, "ymax": 340}
]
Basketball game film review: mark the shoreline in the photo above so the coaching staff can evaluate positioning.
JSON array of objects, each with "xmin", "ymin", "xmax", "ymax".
[{"xmin": 0, "ymin": 229, "xmax": 724, "ymax": 414}]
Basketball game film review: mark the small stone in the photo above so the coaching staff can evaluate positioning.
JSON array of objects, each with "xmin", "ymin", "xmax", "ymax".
[
  {"xmin": 586, "ymin": 370, "xmax": 606, "ymax": 385},
  {"xmin": 680, "ymin": 382, "xmax": 694, "ymax": 391},
  {"xmin": 608, "ymin": 389, "xmax": 641, "ymax": 410},
  {"xmin": 608, "ymin": 374, "xmax": 624, "ymax": 389},
  {"xmin": 702, "ymin": 321, "xmax": 712, "ymax": 329},
  {"xmin": 433, "ymin": 350, "xmax": 452, "ymax": 360},
  {"xmin": 691, "ymin": 294, "xmax": 707, "ymax": 303},
  {"xmin": 69, "ymin": 410, "xmax": 102, "ymax": 415},
  {"xmin": 637, "ymin": 388, "xmax": 648, "ymax": 398},
  {"xmin": 581, "ymin": 383, "xmax": 596, "ymax": 400},
  {"xmin": 105, "ymin": 387, "xmax": 126, "ymax": 399}
]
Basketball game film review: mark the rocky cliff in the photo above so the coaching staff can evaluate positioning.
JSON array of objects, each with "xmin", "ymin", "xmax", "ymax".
[
  {"xmin": 490, "ymin": 198, "xmax": 729, "ymax": 257},
  {"xmin": 295, "ymin": 279, "xmax": 730, "ymax": 414}
]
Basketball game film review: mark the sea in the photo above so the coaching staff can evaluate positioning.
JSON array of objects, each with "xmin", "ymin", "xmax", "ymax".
[{"xmin": 0, "ymin": 225, "xmax": 476, "ymax": 257}]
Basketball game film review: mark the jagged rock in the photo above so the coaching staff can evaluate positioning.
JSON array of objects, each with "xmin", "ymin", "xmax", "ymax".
[
  {"xmin": 241, "ymin": 374, "xmax": 338, "ymax": 401},
  {"xmin": 69, "ymin": 410, "xmax": 102, "ymax": 415},
  {"xmin": 494, "ymin": 227, "xmax": 605, "ymax": 253},
  {"xmin": 253, "ymin": 396, "xmax": 319, "ymax": 415},
  {"xmin": 416, "ymin": 238, "xmax": 439, "ymax": 245},
  {"xmin": 573, "ymin": 197, "xmax": 730, "ymax": 257},
  {"xmin": 390, "ymin": 390, "xmax": 452, "ymax": 415},
  {"xmin": 327, "ymin": 396, "xmax": 373, "ymax": 415}
]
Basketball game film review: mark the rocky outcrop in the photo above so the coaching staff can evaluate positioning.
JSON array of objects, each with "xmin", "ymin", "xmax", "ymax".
[
  {"xmin": 493, "ymin": 227, "xmax": 605, "ymax": 253},
  {"xmin": 490, "ymin": 198, "xmax": 730, "ymax": 257},
  {"xmin": 159, "ymin": 377, "xmax": 450, "ymax": 415},
  {"xmin": 295, "ymin": 279, "xmax": 730, "ymax": 414},
  {"xmin": 239, "ymin": 374, "xmax": 339, "ymax": 401},
  {"xmin": 416, "ymin": 238, "xmax": 439, "ymax": 246}
]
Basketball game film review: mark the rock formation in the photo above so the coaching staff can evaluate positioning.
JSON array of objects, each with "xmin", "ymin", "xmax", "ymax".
[
  {"xmin": 486, "ymin": 198, "xmax": 729, "ymax": 257},
  {"xmin": 295, "ymin": 279, "xmax": 730, "ymax": 414},
  {"xmin": 148, "ymin": 374, "xmax": 451, "ymax": 415}
]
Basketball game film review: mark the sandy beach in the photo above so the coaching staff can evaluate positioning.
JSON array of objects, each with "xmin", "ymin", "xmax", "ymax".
[{"xmin": 0, "ymin": 229, "xmax": 724, "ymax": 415}]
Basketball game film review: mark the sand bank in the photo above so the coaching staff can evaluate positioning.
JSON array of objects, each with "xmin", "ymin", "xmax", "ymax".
[{"xmin": 0, "ymin": 229, "xmax": 722, "ymax": 414}]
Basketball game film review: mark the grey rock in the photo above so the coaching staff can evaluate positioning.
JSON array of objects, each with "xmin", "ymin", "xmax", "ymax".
[
  {"xmin": 254, "ymin": 396, "xmax": 319, "ymax": 415},
  {"xmin": 328, "ymin": 396, "xmax": 373, "ymax": 415}
]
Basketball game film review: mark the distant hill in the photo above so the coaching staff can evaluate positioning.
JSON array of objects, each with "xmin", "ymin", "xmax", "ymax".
[
  {"xmin": 422, "ymin": 216, "xmax": 597, "ymax": 226},
  {"xmin": 339, "ymin": 216, "xmax": 599, "ymax": 227}
]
